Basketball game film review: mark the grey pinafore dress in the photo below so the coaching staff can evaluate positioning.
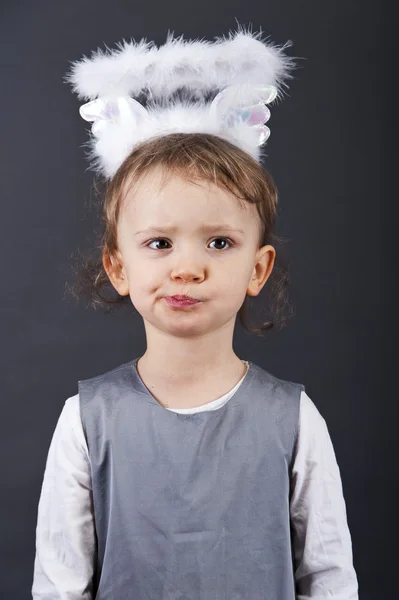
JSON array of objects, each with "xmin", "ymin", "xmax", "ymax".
[{"xmin": 79, "ymin": 357, "xmax": 304, "ymax": 599}]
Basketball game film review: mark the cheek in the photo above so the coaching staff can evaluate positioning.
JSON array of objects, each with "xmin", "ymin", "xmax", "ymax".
[
  {"xmin": 221, "ymin": 267, "xmax": 250, "ymax": 287},
  {"xmin": 126, "ymin": 262, "xmax": 161, "ymax": 293},
  {"xmin": 210, "ymin": 273, "xmax": 250, "ymax": 306}
]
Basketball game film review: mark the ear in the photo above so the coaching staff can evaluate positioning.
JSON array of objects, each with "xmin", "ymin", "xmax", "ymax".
[
  {"xmin": 102, "ymin": 248, "xmax": 130, "ymax": 296},
  {"xmin": 247, "ymin": 245, "xmax": 276, "ymax": 297}
]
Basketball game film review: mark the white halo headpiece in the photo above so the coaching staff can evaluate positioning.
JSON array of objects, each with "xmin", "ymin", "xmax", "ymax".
[{"xmin": 65, "ymin": 26, "xmax": 296, "ymax": 179}]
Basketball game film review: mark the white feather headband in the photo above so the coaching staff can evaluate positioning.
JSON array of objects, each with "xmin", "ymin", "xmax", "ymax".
[{"xmin": 65, "ymin": 26, "xmax": 296, "ymax": 179}]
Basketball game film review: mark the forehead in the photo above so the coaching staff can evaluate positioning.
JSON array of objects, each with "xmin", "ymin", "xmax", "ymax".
[{"xmin": 120, "ymin": 166, "xmax": 255, "ymax": 228}]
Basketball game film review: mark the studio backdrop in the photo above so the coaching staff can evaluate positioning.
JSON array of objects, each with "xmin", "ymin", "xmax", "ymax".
[{"xmin": 0, "ymin": 1, "xmax": 394, "ymax": 598}]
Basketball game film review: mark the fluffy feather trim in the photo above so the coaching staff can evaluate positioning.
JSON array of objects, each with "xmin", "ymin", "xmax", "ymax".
[{"xmin": 64, "ymin": 25, "xmax": 295, "ymax": 102}]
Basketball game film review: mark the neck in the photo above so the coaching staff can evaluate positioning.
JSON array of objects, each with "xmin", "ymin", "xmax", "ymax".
[{"xmin": 138, "ymin": 316, "xmax": 243, "ymax": 388}]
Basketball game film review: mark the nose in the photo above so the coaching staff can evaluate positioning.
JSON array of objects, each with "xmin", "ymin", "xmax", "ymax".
[{"xmin": 171, "ymin": 261, "xmax": 205, "ymax": 283}]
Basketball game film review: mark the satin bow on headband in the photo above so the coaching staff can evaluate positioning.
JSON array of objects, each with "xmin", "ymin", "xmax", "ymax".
[
  {"xmin": 77, "ymin": 84, "xmax": 278, "ymax": 178},
  {"xmin": 79, "ymin": 84, "xmax": 277, "ymax": 144}
]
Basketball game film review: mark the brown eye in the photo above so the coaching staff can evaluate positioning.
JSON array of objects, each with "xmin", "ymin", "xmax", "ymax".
[
  {"xmin": 147, "ymin": 238, "xmax": 171, "ymax": 250},
  {"xmin": 209, "ymin": 237, "xmax": 233, "ymax": 250}
]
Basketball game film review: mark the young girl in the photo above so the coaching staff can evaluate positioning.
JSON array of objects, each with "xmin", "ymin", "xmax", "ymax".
[{"xmin": 32, "ymin": 27, "xmax": 359, "ymax": 599}]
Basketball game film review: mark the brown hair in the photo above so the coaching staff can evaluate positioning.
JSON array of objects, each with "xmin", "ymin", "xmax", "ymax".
[{"xmin": 66, "ymin": 132, "xmax": 295, "ymax": 335}]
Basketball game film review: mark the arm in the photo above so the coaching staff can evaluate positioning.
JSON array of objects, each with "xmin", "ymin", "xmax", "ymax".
[
  {"xmin": 290, "ymin": 391, "xmax": 359, "ymax": 599},
  {"xmin": 32, "ymin": 394, "xmax": 96, "ymax": 599}
]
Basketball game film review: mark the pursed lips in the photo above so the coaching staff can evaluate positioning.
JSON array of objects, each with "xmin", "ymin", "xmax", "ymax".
[{"xmin": 164, "ymin": 295, "xmax": 202, "ymax": 304}]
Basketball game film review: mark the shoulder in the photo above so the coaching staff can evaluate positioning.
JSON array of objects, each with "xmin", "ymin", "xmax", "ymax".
[
  {"xmin": 63, "ymin": 393, "xmax": 80, "ymax": 425},
  {"xmin": 299, "ymin": 389, "xmax": 326, "ymax": 427},
  {"xmin": 77, "ymin": 358, "xmax": 139, "ymax": 411},
  {"xmin": 250, "ymin": 361, "xmax": 305, "ymax": 400},
  {"xmin": 296, "ymin": 390, "xmax": 335, "ymax": 462},
  {"xmin": 62, "ymin": 393, "xmax": 90, "ymax": 461},
  {"xmin": 78, "ymin": 358, "xmax": 138, "ymax": 392}
]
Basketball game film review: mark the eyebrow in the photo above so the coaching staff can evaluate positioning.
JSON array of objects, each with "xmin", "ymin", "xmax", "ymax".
[{"xmin": 135, "ymin": 225, "xmax": 245, "ymax": 236}]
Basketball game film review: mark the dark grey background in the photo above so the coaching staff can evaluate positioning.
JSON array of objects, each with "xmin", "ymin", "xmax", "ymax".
[{"xmin": 1, "ymin": 1, "xmax": 395, "ymax": 598}]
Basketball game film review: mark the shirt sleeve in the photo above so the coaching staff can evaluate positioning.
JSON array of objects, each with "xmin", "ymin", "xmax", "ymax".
[
  {"xmin": 32, "ymin": 394, "xmax": 96, "ymax": 599},
  {"xmin": 290, "ymin": 391, "xmax": 359, "ymax": 600}
]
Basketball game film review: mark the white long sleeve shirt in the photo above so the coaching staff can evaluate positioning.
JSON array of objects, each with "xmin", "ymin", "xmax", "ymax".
[{"xmin": 32, "ymin": 363, "xmax": 359, "ymax": 599}]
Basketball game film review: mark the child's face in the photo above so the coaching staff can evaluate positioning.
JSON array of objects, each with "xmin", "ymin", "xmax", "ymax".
[{"xmin": 104, "ymin": 165, "xmax": 275, "ymax": 339}]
